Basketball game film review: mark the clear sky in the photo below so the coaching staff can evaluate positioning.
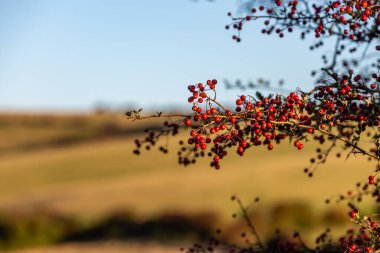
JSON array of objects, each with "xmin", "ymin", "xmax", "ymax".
[{"xmin": 0, "ymin": 0, "xmax": 331, "ymax": 111}]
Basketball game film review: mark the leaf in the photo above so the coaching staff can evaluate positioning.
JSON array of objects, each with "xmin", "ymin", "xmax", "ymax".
[{"xmin": 256, "ymin": 91, "xmax": 264, "ymax": 101}]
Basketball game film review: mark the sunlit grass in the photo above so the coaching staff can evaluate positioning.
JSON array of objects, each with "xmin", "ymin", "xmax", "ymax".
[{"xmin": 0, "ymin": 113, "xmax": 376, "ymax": 250}]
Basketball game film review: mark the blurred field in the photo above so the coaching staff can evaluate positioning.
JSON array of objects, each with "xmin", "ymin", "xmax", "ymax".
[
  {"xmin": 7, "ymin": 241, "xmax": 181, "ymax": 253},
  {"xmin": 0, "ymin": 112, "xmax": 376, "ymax": 251}
]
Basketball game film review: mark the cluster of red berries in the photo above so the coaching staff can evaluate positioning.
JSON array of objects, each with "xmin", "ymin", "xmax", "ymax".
[
  {"xmin": 182, "ymin": 80, "xmax": 316, "ymax": 169},
  {"xmin": 227, "ymin": 0, "xmax": 380, "ymax": 41},
  {"xmin": 226, "ymin": 0, "xmax": 380, "ymax": 80},
  {"xmin": 330, "ymin": 0, "xmax": 380, "ymax": 28},
  {"xmin": 132, "ymin": 69, "xmax": 379, "ymax": 172},
  {"xmin": 339, "ymin": 211, "xmax": 380, "ymax": 253}
]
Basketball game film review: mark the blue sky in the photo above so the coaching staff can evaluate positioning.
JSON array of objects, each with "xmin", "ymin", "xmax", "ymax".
[{"xmin": 0, "ymin": 0, "xmax": 330, "ymax": 111}]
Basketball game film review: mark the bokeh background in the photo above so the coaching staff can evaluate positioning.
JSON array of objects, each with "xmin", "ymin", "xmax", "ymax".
[{"xmin": 0, "ymin": 0, "xmax": 374, "ymax": 252}]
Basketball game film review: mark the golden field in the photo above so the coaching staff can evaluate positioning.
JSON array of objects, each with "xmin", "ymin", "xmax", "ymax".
[{"xmin": 0, "ymin": 112, "xmax": 376, "ymax": 252}]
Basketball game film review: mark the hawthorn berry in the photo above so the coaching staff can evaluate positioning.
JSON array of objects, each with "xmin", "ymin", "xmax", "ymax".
[
  {"xmin": 185, "ymin": 118, "xmax": 191, "ymax": 126},
  {"xmin": 369, "ymin": 175, "xmax": 375, "ymax": 185}
]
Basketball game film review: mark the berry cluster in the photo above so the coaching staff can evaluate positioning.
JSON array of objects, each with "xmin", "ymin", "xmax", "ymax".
[
  {"xmin": 130, "ymin": 69, "xmax": 379, "ymax": 172},
  {"xmin": 228, "ymin": 0, "xmax": 379, "ymax": 43},
  {"xmin": 226, "ymin": 0, "xmax": 380, "ymax": 78},
  {"xmin": 338, "ymin": 211, "xmax": 380, "ymax": 252}
]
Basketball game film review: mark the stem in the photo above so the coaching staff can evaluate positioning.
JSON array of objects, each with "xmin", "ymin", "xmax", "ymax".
[
  {"xmin": 317, "ymin": 128, "xmax": 379, "ymax": 160},
  {"xmin": 235, "ymin": 196, "xmax": 265, "ymax": 250}
]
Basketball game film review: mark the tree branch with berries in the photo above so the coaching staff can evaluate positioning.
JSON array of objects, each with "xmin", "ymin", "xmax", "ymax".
[
  {"xmin": 128, "ymin": 71, "xmax": 379, "ymax": 169},
  {"xmin": 127, "ymin": 0, "xmax": 380, "ymax": 251}
]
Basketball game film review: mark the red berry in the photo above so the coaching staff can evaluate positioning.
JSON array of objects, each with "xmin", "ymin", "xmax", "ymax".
[
  {"xmin": 369, "ymin": 175, "xmax": 375, "ymax": 185},
  {"xmin": 236, "ymin": 99, "xmax": 243, "ymax": 106}
]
